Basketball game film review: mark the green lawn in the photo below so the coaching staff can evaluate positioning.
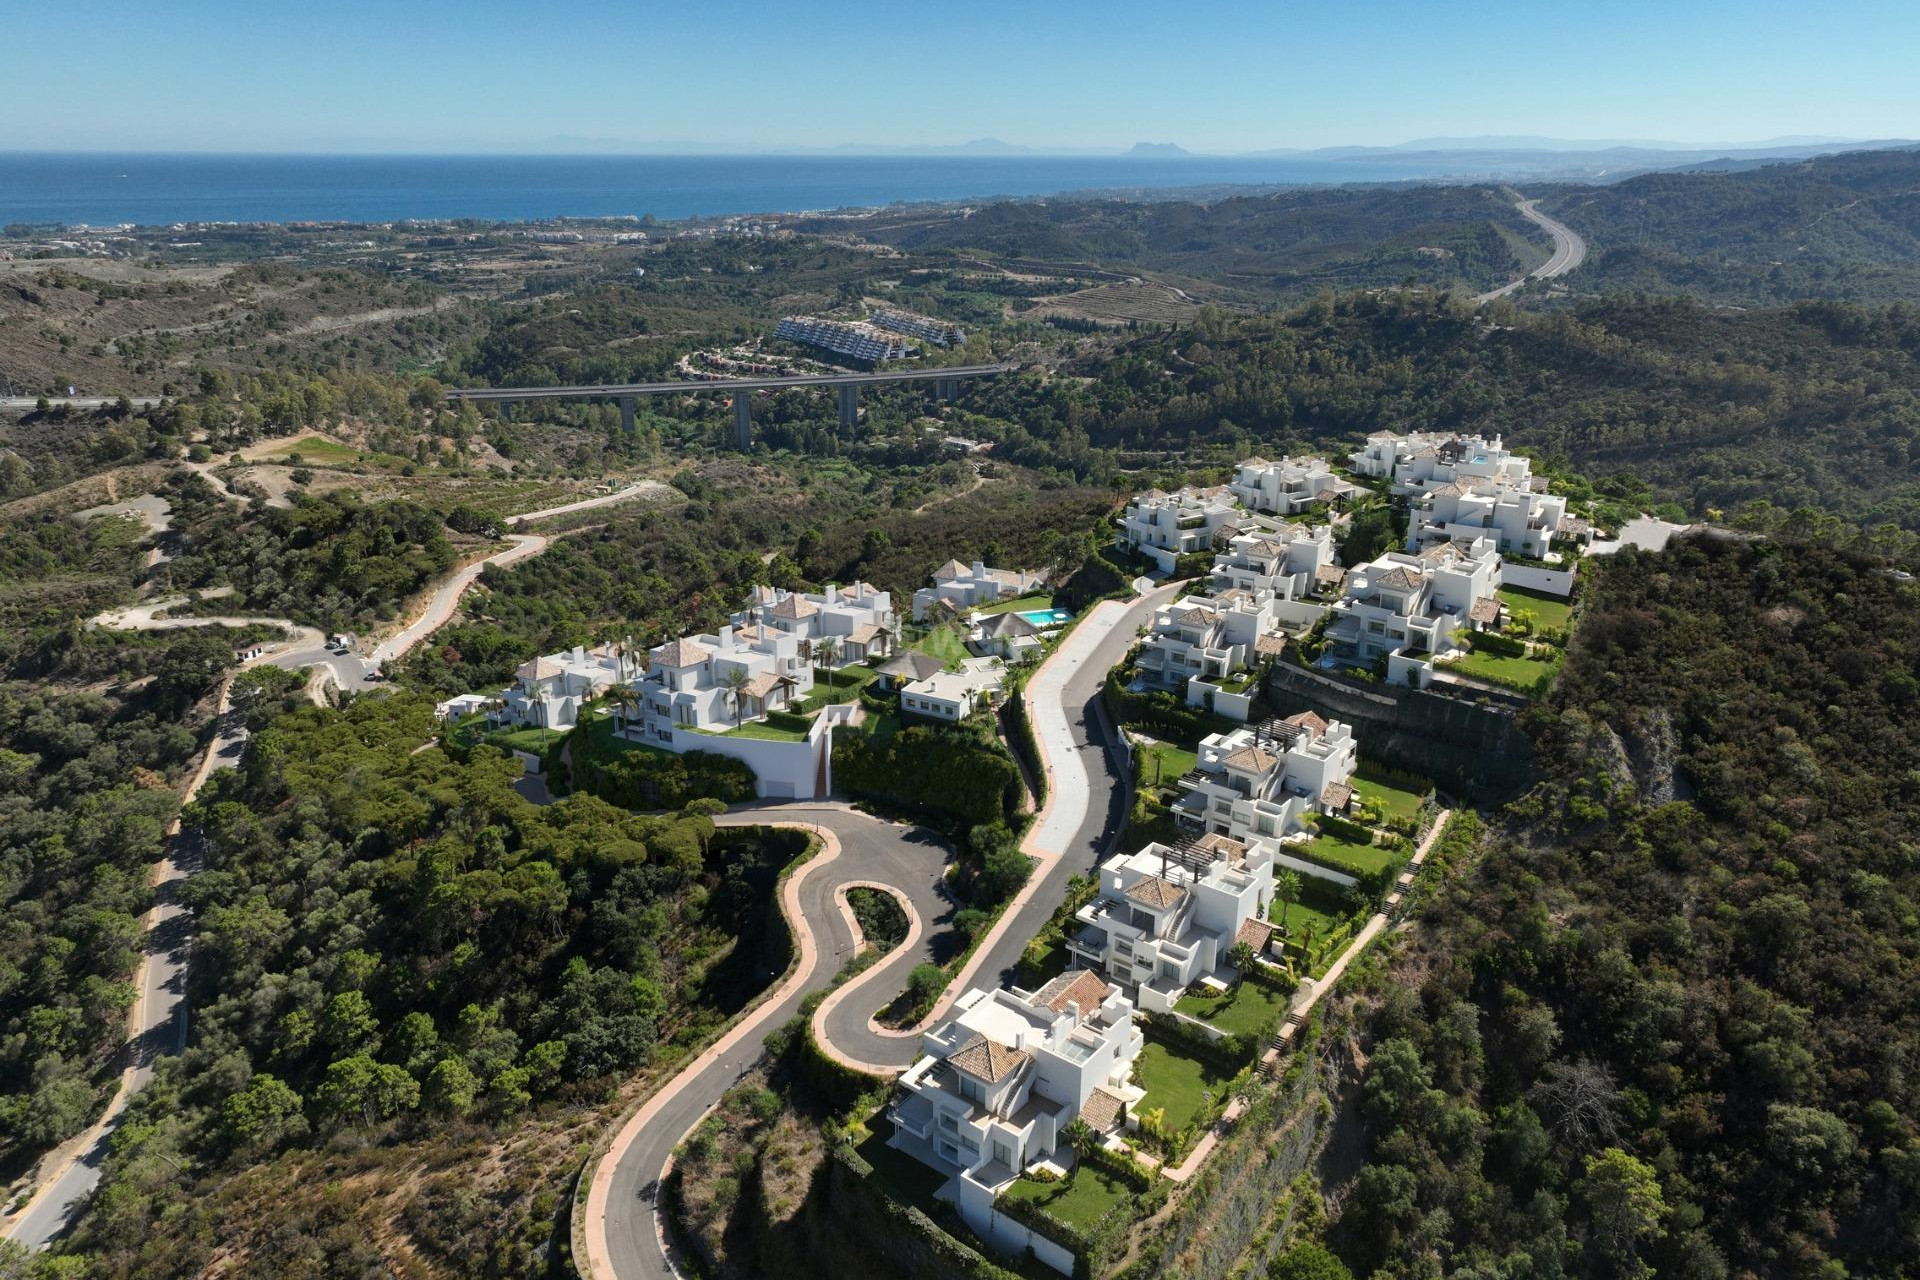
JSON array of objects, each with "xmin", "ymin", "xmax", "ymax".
[
  {"xmin": 485, "ymin": 726, "xmax": 566, "ymax": 755},
  {"xmin": 854, "ymin": 1116, "xmax": 949, "ymax": 1216},
  {"xmin": 1296, "ymin": 831, "xmax": 1405, "ymax": 878},
  {"xmin": 1351, "ymin": 768, "xmax": 1430, "ymax": 824},
  {"xmin": 912, "ymin": 623, "xmax": 973, "ymax": 666},
  {"xmin": 1270, "ymin": 885, "xmax": 1353, "ymax": 942},
  {"xmin": 1498, "ymin": 585, "xmax": 1573, "ymax": 631},
  {"xmin": 1131, "ymin": 1041, "xmax": 1234, "ymax": 1133},
  {"xmin": 795, "ymin": 664, "xmax": 878, "ymax": 713},
  {"xmin": 693, "ymin": 715, "xmax": 814, "ymax": 742},
  {"xmin": 1447, "ymin": 647, "xmax": 1561, "ymax": 695},
  {"xmin": 257, "ymin": 436, "xmax": 414, "ymax": 471},
  {"xmin": 1000, "ymin": 1166, "xmax": 1133, "ymax": 1231},
  {"xmin": 975, "ymin": 592, "xmax": 1053, "ymax": 616},
  {"xmin": 1136, "ymin": 740, "xmax": 1198, "ymax": 788},
  {"xmin": 1174, "ymin": 979, "xmax": 1291, "ymax": 1038}
]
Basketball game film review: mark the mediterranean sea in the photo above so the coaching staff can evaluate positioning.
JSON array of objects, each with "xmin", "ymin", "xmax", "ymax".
[{"xmin": 0, "ymin": 152, "xmax": 1457, "ymax": 227}]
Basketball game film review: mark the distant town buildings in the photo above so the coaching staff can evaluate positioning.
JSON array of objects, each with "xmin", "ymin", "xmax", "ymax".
[{"xmin": 774, "ymin": 315, "xmax": 914, "ymax": 362}]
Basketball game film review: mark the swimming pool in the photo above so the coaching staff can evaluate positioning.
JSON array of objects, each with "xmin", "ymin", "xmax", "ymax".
[{"xmin": 1019, "ymin": 608, "xmax": 1074, "ymax": 627}]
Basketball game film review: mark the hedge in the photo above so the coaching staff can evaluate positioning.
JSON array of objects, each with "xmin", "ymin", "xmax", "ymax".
[
  {"xmin": 1002, "ymin": 668, "xmax": 1047, "ymax": 809},
  {"xmin": 1103, "ymin": 665, "xmax": 1238, "ymax": 744},
  {"xmin": 1242, "ymin": 962, "xmax": 1298, "ymax": 996},
  {"xmin": 1312, "ymin": 812, "xmax": 1376, "ymax": 845},
  {"xmin": 833, "ymin": 726, "xmax": 1018, "ymax": 826},
  {"xmin": 1468, "ymin": 630, "xmax": 1529, "ymax": 658}
]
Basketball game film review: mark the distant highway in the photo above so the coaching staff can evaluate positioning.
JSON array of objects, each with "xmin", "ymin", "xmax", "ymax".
[
  {"xmin": 1474, "ymin": 198, "xmax": 1587, "ymax": 303},
  {"xmin": 0, "ymin": 396, "xmax": 163, "ymax": 412},
  {"xmin": 442, "ymin": 363, "xmax": 1017, "ymax": 404}
]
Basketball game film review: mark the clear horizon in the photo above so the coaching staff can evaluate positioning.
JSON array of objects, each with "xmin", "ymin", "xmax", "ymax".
[{"xmin": 7, "ymin": 0, "xmax": 1916, "ymax": 154}]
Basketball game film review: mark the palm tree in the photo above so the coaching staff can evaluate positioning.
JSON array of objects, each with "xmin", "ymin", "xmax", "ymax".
[
  {"xmin": 529, "ymin": 685, "xmax": 550, "ymax": 730},
  {"xmin": 1229, "ymin": 939, "xmax": 1258, "ymax": 976},
  {"xmin": 722, "ymin": 667, "xmax": 751, "ymax": 727},
  {"xmin": 1274, "ymin": 870, "xmax": 1302, "ymax": 933},
  {"xmin": 606, "ymin": 681, "xmax": 635, "ymax": 734},
  {"xmin": 1061, "ymin": 1117, "xmax": 1097, "ymax": 1184},
  {"xmin": 813, "ymin": 635, "xmax": 841, "ymax": 680}
]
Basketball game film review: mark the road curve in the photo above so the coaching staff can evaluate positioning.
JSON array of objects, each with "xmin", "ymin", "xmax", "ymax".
[
  {"xmin": 583, "ymin": 582, "xmax": 1177, "ymax": 1280},
  {"xmin": 1474, "ymin": 197, "xmax": 1587, "ymax": 303}
]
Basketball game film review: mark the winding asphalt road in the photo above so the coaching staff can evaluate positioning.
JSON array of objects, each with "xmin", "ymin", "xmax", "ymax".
[
  {"xmin": 1474, "ymin": 197, "xmax": 1587, "ymax": 303},
  {"xmin": 585, "ymin": 581, "xmax": 1180, "ymax": 1280}
]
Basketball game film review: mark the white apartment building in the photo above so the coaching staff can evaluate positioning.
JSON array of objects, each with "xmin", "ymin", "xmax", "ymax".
[
  {"xmin": 632, "ymin": 625, "xmax": 814, "ymax": 737},
  {"xmin": 1114, "ymin": 486, "xmax": 1239, "ymax": 575},
  {"xmin": 1209, "ymin": 520, "xmax": 1340, "ymax": 630},
  {"xmin": 1229, "ymin": 455, "xmax": 1347, "ymax": 515},
  {"xmin": 1322, "ymin": 538, "xmax": 1502, "ymax": 686},
  {"xmin": 1409, "ymin": 479, "xmax": 1571, "ymax": 560},
  {"xmin": 1170, "ymin": 713, "xmax": 1360, "ymax": 883},
  {"xmin": 870, "ymin": 306, "xmax": 966, "ymax": 347},
  {"xmin": 891, "ymin": 972, "xmax": 1143, "ymax": 1260},
  {"xmin": 1135, "ymin": 590, "xmax": 1276, "ymax": 721},
  {"xmin": 1067, "ymin": 840, "xmax": 1275, "ymax": 1012},
  {"xmin": 773, "ymin": 315, "xmax": 912, "ymax": 362},
  {"xmin": 733, "ymin": 582, "xmax": 896, "ymax": 665},
  {"xmin": 913, "ymin": 559, "xmax": 1047, "ymax": 621},
  {"xmin": 493, "ymin": 642, "xmax": 636, "ymax": 731},
  {"xmin": 1349, "ymin": 431, "xmax": 1533, "ymax": 496}
]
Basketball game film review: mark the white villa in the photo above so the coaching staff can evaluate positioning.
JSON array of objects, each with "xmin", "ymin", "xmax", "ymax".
[
  {"xmin": 1348, "ymin": 430, "xmax": 1533, "ymax": 497},
  {"xmin": 914, "ymin": 559, "xmax": 1047, "ymax": 621},
  {"xmin": 1135, "ymin": 591, "xmax": 1275, "ymax": 721},
  {"xmin": 1322, "ymin": 538, "xmax": 1502, "ymax": 686},
  {"xmin": 492, "ymin": 642, "xmax": 635, "ymax": 731},
  {"xmin": 901, "ymin": 656, "xmax": 1006, "ymax": 722},
  {"xmin": 891, "ymin": 972, "xmax": 1144, "ymax": 1263},
  {"xmin": 1067, "ymin": 839, "xmax": 1275, "ymax": 1013},
  {"xmin": 1409, "ymin": 479, "xmax": 1572, "ymax": 561},
  {"xmin": 631, "ymin": 625, "xmax": 813, "ymax": 735},
  {"xmin": 968, "ymin": 610, "xmax": 1044, "ymax": 663},
  {"xmin": 733, "ymin": 581, "xmax": 897, "ymax": 665},
  {"xmin": 1171, "ymin": 713, "xmax": 1361, "ymax": 882},
  {"xmin": 1209, "ymin": 520, "xmax": 1341, "ymax": 630},
  {"xmin": 1228, "ymin": 455, "xmax": 1348, "ymax": 515},
  {"xmin": 1114, "ymin": 485, "xmax": 1239, "ymax": 575}
]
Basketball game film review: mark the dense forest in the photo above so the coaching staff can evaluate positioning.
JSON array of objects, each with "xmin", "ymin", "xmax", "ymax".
[
  {"xmin": 1326, "ymin": 536, "xmax": 1920, "ymax": 1280},
  {"xmin": 1543, "ymin": 147, "xmax": 1920, "ymax": 306},
  {"xmin": 54, "ymin": 692, "xmax": 804, "ymax": 1278}
]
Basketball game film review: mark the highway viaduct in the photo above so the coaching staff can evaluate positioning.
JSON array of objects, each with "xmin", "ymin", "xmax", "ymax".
[{"xmin": 443, "ymin": 362, "xmax": 1017, "ymax": 449}]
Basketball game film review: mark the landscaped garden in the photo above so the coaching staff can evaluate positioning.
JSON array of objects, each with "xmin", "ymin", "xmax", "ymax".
[
  {"xmin": 976, "ymin": 592, "xmax": 1054, "ymax": 616},
  {"xmin": 1130, "ymin": 1040, "xmax": 1235, "ymax": 1133},
  {"xmin": 911, "ymin": 622, "xmax": 972, "ymax": 666},
  {"xmin": 1498, "ymin": 584, "xmax": 1574, "ymax": 631},
  {"xmin": 484, "ymin": 725, "xmax": 567, "ymax": 755},
  {"xmin": 1135, "ymin": 738, "xmax": 1198, "ymax": 788},
  {"xmin": 1270, "ymin": 880, "xmax": 1357, "ymax": 943},
  {"xmin": 853, "ymin": 1115, "xmax": 950, "ymax": 1217},
  {"xmin": 1294, "ymin": 830, "xmax": 1406, "ymax": 878},
  {"xmin": 1173, "ymin": 978, "xmax": 1290, "ymax": 1038},
  {"xmin": 1445, "ymin": 645, "xmax": 1561, "ymax": 693},
  {"xmin": 694, "ymin": 710, "xmax": 816, "ymax": 741},
  {"xmin": 1000, "ymin": 1165, "xmax": 1134, "ymax": 1231},
  {"xmin": 1350, "ymin": 767, "xmax": 1432, "ymax": 826},
  {"xmin": 795, "ymin": 663, "xmax": 878, "ymax": 712}
]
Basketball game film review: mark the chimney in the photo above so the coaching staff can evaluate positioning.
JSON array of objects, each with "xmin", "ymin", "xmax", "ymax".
[
  {"xmin": 719, "ymin": 625, "xmax": 734, "ymax": 648},
  {"xmin": 1013, "ymin": 1029, "xmax": 1027, "ymax": 1052},
  {"xmin": 1066, "ymin": 1000, "xmax": 1081, "ymax": 1023},
  {"xmin": 971, "ymin": 559, "xmax": 986, "ymax": 577},
  {"xmin": 572, "ymin": 645, "xmax": 586, "ymax": 663}
]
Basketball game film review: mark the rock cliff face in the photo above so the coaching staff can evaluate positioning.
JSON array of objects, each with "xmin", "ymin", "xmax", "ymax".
[{"xmin": 1265, "ymin": 663, "xmax": 1537, "ymax": 799}]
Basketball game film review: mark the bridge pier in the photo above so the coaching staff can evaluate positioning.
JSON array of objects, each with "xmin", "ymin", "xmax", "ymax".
[
  {"xmin": 620, "ymin": 396, "xmax": 636, "ymax": 433},
  {"xmin": 837, "ymin": 384, "xmax": 858, "ymax": 430},
  {"xmin": 934, "ymin": 378, "xmax": 959, "ymax": 402},
  {"xmin": 733, "ymin": 394, "xmax": 752, "ymax": 450}
]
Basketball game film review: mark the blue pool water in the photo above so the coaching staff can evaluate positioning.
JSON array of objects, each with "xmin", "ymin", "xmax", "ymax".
[{"xmin": 1019, "ymin": 609, "xmax": 1074, "ymax": 627}]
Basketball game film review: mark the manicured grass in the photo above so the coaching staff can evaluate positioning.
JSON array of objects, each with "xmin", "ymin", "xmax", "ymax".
[
  {"xmin": 912, "ymin": 623, "xmax": 972, "ymax": 666},
  {"xmin": 1270, "ymin": 886, "xmax": 1353, "ymax": 942},
  {"xmin": 1136, "ymin": 740, "xmax": 1197, "ymax": 788},
  {"xmin": 1296, "ymin": 832, "xmax": 1405, "ymax": 877},
  {"xmin": 976, "ymin": 592, "xmax": 1053, "ymax": 616},
  {"xmin": 694, "ymin": 715, "xmax": 814, "ymax": 742},
  {"xmin": 485, "ymin": 726, "xmax": 566, "ymax": 755},
  {"xmin": 794, "ymin": 664, "xmax": 878, "ymax": 713},
  {"xmin": 1499, "ymin": 585, "xmax": 1573, "ymax": 631},
  {"xmin": 1131, "ymin": 1040, "xmax": 1233, "ymax": 1133},
  {"xmin": 854, "ymin": 1116, "xmax": 949, "ymax": 1215},
  {"xmin": 1351, "ymin": 768, "xmax": 1430, "ymax": 824},
  {"xmin": 1174, "ymin": 978, "xmax": 1291, "ymax": 1038},
  {"xmin": 1447, "ymin": 647, "xmax": 1561, "ymax": 695},
  {"xmin": 1001, "ymin": 1166, "xmax": 1133, "ymax": 1231},
  {"xmin": 1022, "ymin": 935, "xmax": 1071, "ymax": 985}
]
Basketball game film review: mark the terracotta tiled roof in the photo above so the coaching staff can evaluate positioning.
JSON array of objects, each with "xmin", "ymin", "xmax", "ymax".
[
  {"xmin": 1423, "ymin": 482, "xmax": 1465, "ymax": 499},
  {"xmin": 1322, "ymin": 781, "xmax": 1355, "ymax": 810},
  {"xmin": 948, "ymin": 1034, "xmax": 1028, "ymax": 1083},
  {"xmin": 738, "ymin": 672, "xmax": 791, "ymax": 699},
  {"xmin": 652, "ymin": 638, "xmax": 713, "ymax": 667},
  {"xmin": 516, "ymin": 656, "xmax": 564, "ymax": 681},
  {"xmin": 769, "ymin": 594, "xmax": 818, "ymax": 620},
  {"xmin": 1124, "ymin": 875, "xmax": 1187, "ymax": 910},
  {"xmin": 1235, "ymin": 917, "xmax": 1278, "ymax": 953},
  {"xmin": 979, "ymin": 612, "xmax": 1039, "ymax": 638},
  {"xmin": 1315, "ymin": 563, "xmax": 1347, "ymax": 586},
  {"xmin": 1190, "ymin": 832, "xmax": 1247, "ymax": 860},
  {"xmin": 1031, "ymin": 968, "xmax": 1111, "ymax": 1016},
  {"xmin": 1172, "ymin": 606, "xmax": 1216, "ymax": 626},
  {"xmin": 1469, "ymin": 597, "xmax": 1501, "ymax": 625},
  {"xmin": 1080, "ymin": 1087, "xmax": 1127, "ymax": 1134},
  {"xmin": 877, "ymin": 651, "xmax": 943, "ymax": 682},
  {"xmin": 1254, "ymin": 634, "xmax": 1288, "ymax": 658},
  {"xmin": 1221, "ymin": 745, "xmax": 1278, "ymax": 774},
  {"xmin": 1372, "ymin": 566, "xmax": 1422, "ymax": 591},
  {"xmin": 733, "ymin": 624, "xmax": 768, "ymax": 643},
  {"xmin": 933, "ymin": 558, "xmax": 971, "ymax": 581},
  {"xmin": 1283, "ymin": 710, "xmax": 1329, "ymax": 735},
  {"xmin": 846, "ymin": 621, "xmax": 886, "ymax": 645}
]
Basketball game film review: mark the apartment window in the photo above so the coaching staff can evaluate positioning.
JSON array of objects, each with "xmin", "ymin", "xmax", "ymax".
[
  {"xmin": 956, "ymin": 1075, "xmax": 985, "ymax": 1105},
  {"xmin": 1367, "ymin": 621, "xmax": 1385, "ymax": 635}
]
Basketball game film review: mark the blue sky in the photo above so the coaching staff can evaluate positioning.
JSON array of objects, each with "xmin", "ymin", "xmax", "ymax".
[{"xmin": 9, "ymin": 0, "xmax": 1917, "ymax": 152}]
